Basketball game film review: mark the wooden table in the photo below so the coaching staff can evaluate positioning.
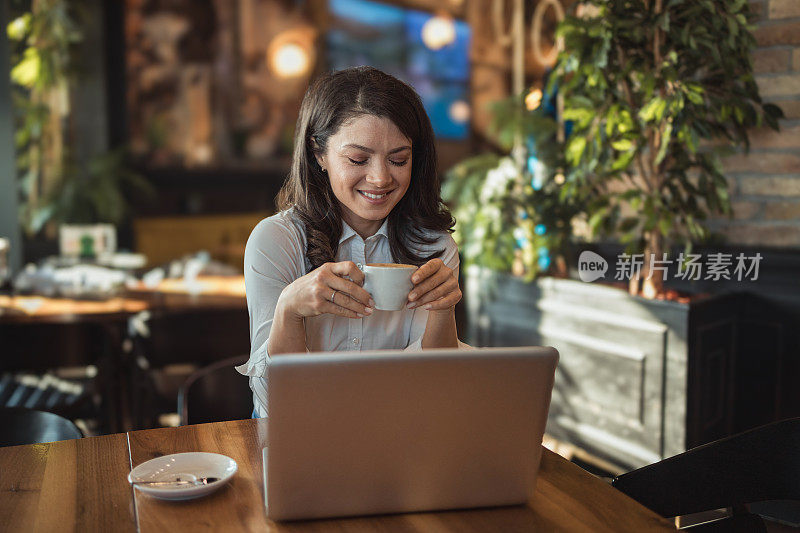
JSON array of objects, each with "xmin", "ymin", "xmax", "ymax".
[{"xmin": 0, "ymin": 418, "xmax": 675, "ymax": 532}]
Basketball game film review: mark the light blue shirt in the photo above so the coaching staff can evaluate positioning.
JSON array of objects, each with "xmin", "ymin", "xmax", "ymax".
[{"xmin": 236, "ymin": 209, "xmax": 460, "ymax": 417}]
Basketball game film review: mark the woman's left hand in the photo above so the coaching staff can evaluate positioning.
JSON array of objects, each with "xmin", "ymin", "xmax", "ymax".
[{"xmin": 407, "ymin": 258, "xmax": 461, "ymax": 311}]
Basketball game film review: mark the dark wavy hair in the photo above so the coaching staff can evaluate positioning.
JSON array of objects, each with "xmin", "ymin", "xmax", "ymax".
[{"xmin": 276, "ymin": 66, "xmax": 455, "ymax": 271}]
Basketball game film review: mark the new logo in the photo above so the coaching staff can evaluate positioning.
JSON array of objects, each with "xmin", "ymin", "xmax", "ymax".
[{"xmin": 578, "ymin": 251, "xmax": 608, "ymax": 282}]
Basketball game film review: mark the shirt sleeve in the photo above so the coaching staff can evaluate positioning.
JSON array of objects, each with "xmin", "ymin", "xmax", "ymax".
[
  {"xmin": 236, "ymin": 215, "xmax": 306, "ymax": 378},
  {"xmin": 405, "ymin": 233, "xmax": 472, "ymax": 350}
]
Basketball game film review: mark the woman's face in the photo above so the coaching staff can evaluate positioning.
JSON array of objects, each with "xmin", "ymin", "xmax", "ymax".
[{"xmin": 316, "ymin": 114, "xmax": 413, "ymax": 238}]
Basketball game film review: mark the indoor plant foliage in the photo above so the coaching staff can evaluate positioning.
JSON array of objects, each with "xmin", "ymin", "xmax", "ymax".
[
  {"xmin": 7, "ymin": 0, "xmax": 80, "ymax": 233},
  {"xmin": 443, "ymin": 94, "xmax": 581, "ymax": 281},
  {"xmin": 549, "ymin": 0, "xmax": 782, "ymax": 297},
  {"xmin": 8, "ymin": 0, "xmax": 152, "ymax": 234},
  {"xmin": 47, "ymin": 148, "xmax": 155, "ymax": 226}
]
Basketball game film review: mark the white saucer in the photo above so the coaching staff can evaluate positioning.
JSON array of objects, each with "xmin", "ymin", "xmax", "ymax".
[{"xmin": 128, "ymin": 452, "xmax": 237, "ymax": 501}]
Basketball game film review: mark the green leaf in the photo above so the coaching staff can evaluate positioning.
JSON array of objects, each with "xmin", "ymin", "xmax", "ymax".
[
  {"xmin": 29, "ymin": 205, "xmax": 54, "ymax": 233},
  {"xmin": 605, "ymin": 107, "xmax": 618, "ymax": 137},
  {"xmin": 611, "ymin": 150, "xmax": 636, "ymax": 171},
  {"xmin": 763, "ymin": 103, "xmax": 785, "ymax": 121},
  {"xmin": 715, "ymin": 183, "xmax": 730, "ymax": 209},
  {"xmin": 686, "ymin": 90, "xmax": 704, "ymax": 105},
  {"xmin": 655, "ymin": 123, "xmax": 673, "ymax": 166},
  {"xmin": 611, "ymin": 139, "xmax": 634, "ymax": 151},
  {"xmin": 642, "ymin": 76, "xmax": 656, "ymax": 100},
  {"xmin": 7, "ymin": 14, "xmax": 31, "ymax": 41},
  {"xmin": 567, "ymin": 136, "xmax": 588, "ymax": 167},
  {"xmin": 639, "ymin": 97, "xmax": 667, "ymax": 122},
  {"xmin": 659, "ymin": 12, "xmax": 670, "ymax": 31},
  {"xmin": 10, "ymin": 48, "xmax": 41, "ymax": 88},
  {"xmin": 588, "ymin": 209, "xmax": 608, "ymax": 234},
  {"xmin": 734, "ymin": 106, "xmax": 745, "ymax": 124},
  {"xmin": 659, "ymin": 217, "xmax": 672, "ymax": 237},
  {"xmin": 562, "ymin": 107, "xmax": 594, "ymax": 128}
]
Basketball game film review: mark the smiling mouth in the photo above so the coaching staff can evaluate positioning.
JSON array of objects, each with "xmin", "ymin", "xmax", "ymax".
[{"xmin": 358, "ymin": 190, "xmax": 391, "ymax": 200}]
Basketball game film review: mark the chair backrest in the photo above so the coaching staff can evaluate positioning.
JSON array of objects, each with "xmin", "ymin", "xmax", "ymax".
[
  {"xmin": 612, "ymin": 417, "xmax": 800, "ymax": 518},
  {"xmin": 0, "ymin": 407, "xmax": 83, "ymax": 447},
  {"xmin": 177, "ymin": 356, "xmax": 252, "ymax": 426}
]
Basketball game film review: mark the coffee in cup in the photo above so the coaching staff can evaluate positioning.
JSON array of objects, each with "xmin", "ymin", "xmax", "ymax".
[{"xmin": 361, "ymin": 263, "xmax": 416, "ymax": 311}]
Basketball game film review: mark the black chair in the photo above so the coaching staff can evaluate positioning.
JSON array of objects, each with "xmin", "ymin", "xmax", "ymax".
[
  {"xmin": 0, "ymin": 407, "xmax": 83, "ymax": 447},
  {"xmin": 177, "ymin": 356, "xmax": 252, "ymax": 426},
  {"xmin": 612, "ymin": 417, "xmax": 800, "ymax": 531}
]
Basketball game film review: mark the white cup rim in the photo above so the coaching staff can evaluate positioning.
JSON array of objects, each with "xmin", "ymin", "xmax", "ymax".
[{"xmin": 362, "ymin": 263, "xmax": 416, "ymax": 269}]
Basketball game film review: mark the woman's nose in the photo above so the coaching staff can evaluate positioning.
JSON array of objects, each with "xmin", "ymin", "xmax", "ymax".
[{"xmin": 366, "ymin": 161, "xmax": 393, "ymax": 187}]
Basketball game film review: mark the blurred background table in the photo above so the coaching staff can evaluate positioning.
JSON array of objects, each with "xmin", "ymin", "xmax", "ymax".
[
  {"xmin": 126, "ymin": 275, "xmax": 246, "ymax": 298},
  {"xmin": 0, "ymin": 276, "xmax": 249, "ymax": 433},
  {"xmin": 0, "ymin": 295, "xmax": 148, "ymax": 322}
]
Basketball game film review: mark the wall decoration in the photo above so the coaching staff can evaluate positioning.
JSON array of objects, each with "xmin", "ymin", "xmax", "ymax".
[
  {"xmin": 124, "ymin": 0, "xmax": 317, "ymax": 168},
  {"xmin": 327, "ymin": 0, "xmax": 471, "ymax": 140}
]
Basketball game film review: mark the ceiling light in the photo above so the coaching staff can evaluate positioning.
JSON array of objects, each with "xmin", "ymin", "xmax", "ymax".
[{"xmin": 421, "ymin": 15, "xmax": 456, "ymax": 51}]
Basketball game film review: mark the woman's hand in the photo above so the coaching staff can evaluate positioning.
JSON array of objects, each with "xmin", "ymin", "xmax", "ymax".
[
  {"xmin": 278, "ymin": 261, "xmax": 374, "ymax": 320},
  {"xmin": 407, "ymin": 258, "xmax": 461, "ymax": 312}
]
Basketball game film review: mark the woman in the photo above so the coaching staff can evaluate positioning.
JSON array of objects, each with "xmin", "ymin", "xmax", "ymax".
[{"xmin": 237, "ymin": 67, "xmax": 463, "ymax": 418}]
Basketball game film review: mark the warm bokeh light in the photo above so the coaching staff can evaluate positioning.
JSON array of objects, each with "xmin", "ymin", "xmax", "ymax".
[
  {"xmin": 448, "ymin": 100, "xmax": 470, "ymax": 123},
  {"xmin": 271, "ymin": 42, "xmax": 310, "ymax": 78},
  {"xmin": 421, "ymin": 15, "xmax": 456, "ymax": 51},
  {"xmin": 525, "ymin": 88, "xmax": 543, "ymax": 111},
  {"xmin": 554, "ymin": 173, "xmax": 565, "ymax": 185}
]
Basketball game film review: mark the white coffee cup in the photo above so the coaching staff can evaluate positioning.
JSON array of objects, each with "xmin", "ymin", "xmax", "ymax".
[{"xmin": 361, "ymin": 263, "xmax": 417, "ymax": 311}]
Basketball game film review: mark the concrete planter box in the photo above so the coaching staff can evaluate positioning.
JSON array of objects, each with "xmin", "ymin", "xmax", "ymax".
[{"xmin": 463, "ymin": 266, "xmax": 783, "ymax": 470}]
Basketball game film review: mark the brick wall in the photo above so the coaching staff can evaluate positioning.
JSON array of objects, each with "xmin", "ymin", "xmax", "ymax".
[{"xmin": 715, "ymin": 0, "xmax": 800, "ymax": 248}]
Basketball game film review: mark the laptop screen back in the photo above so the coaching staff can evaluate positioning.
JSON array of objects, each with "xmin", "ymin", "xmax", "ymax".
[{"xmin": 265, "ymin": 346, "xmax": 558, "ymax": 521}]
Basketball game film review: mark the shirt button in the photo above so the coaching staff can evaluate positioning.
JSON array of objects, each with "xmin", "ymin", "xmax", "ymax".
[{"xmin": 352, "ymin": 337, "xmax": 360, "ymax": 346}]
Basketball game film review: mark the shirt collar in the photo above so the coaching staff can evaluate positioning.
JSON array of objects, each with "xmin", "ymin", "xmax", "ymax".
[{"xmin": 339, "ymin": 218, "xmax": 390, "ymax": 244}]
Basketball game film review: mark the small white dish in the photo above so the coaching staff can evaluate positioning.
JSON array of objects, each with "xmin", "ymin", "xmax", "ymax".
[{"xmin": 128, "ymin": 452, "xmax": 237, "ymax": 501}]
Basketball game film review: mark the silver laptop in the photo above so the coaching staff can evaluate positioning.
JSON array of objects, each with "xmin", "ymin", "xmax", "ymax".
[{"xmin": 263, "ymin": 346, "xmax": 559, "ymax": 521}]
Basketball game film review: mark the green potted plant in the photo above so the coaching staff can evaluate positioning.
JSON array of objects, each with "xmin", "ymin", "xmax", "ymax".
[
  {"xmin": 46, "ymin": 148, "xmax": 155, "ymax": 228},
  {"xmin": 549, "ymin": 0, "xmax": 782, "ymax": 297},
  {"xmin": 8, "ymin": 1, "xmax": 153, "ymax": 240},
  {"xmin": 445, "ymin": 0, "xmax": 786, "ymax": 471},
  {"xmin": 7, "ymin": 0, "xmax": 79, "ymax": 235}
]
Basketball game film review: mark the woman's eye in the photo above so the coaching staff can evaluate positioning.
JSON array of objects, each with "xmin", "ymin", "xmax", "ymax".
[
  {"xmin": 390, "ymin": 160, "xmax": 409, "ymax": 167},
  {"xmin": 348, "ymin": 158, "xmax": 368, "ymax": 165}
]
